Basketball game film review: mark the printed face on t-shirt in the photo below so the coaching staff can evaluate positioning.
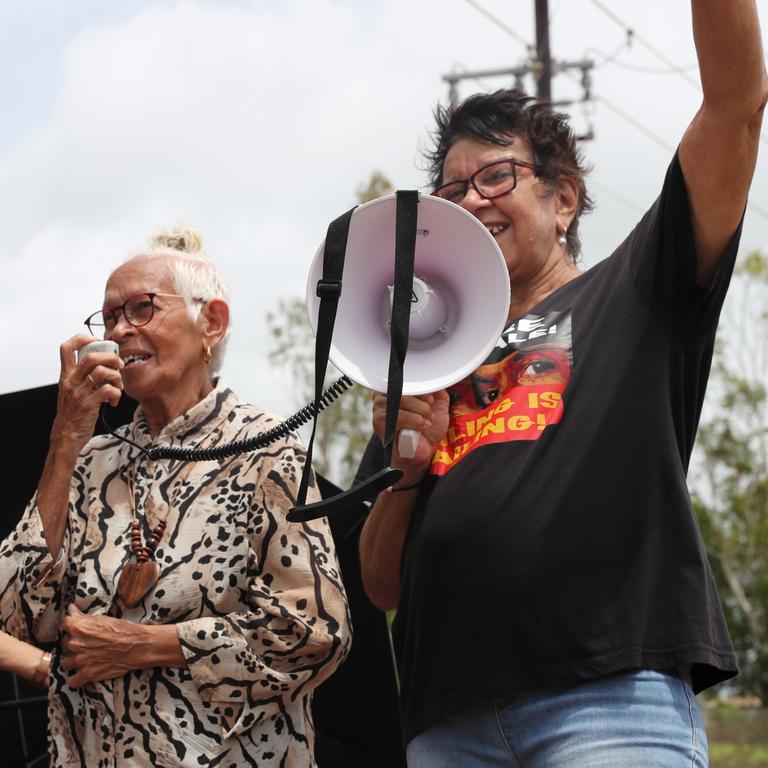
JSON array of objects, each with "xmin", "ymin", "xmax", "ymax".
[
  {"xmin": 431, "ymin": 311, "xmax": 573, "ymax": 476},
  {"xmin": 450, "ymin": 343, "xmax": 571, "ymax": 415}
]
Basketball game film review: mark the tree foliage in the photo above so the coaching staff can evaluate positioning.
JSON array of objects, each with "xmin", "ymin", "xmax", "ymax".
[
  {"xmin": 266, "ymin": 171, "xmax": 394, "ymax": 487},
  {"xmin": 692, "ymin": 249, "xmax": 768, "ymax": 703}
]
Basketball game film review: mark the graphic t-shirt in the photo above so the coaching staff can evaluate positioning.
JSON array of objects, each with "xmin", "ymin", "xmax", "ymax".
[
  {"xmin": 356, "ymin": 153, "xmax": 740, "ymax": 746},
  {"xmin": 431, "ymin": 310, "xmax": 572, "ymax": 474}
]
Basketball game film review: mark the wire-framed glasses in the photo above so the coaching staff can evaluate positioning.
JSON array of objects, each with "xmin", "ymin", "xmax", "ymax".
[
  {"xmin": 432, "ymin": 158, "xmax": 538, "ymax": 204},
  {"xmin": 84, "ymin": 292, "xmax": 202, "ymax": 337}
]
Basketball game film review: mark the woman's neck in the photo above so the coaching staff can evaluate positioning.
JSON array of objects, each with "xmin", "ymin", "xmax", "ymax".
[
  {"xmin": 507, "ymin": 258, "xmax": 582, "ymax": 324},
  {"xmin": 141, "ymin": 377, "xmax": 214, "ymax": 438}
]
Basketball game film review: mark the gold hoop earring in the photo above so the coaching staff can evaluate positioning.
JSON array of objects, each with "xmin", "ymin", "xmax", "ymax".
[{"xmin": 204, "ymin": 346, "xmax": 212, "ymax": 364}]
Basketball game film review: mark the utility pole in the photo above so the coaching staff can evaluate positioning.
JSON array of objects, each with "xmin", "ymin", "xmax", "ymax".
[
  {"xmin": 534, "ymin": 0, "xmax": 552, "ymax": 101},
  {"xmin": 441, "ymin": 0, "xmax": 594, "ymax": 138}
]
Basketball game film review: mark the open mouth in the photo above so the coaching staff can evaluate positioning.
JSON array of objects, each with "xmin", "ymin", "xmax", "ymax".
[
  {"xmin": 487, "ymin": 224, "xmax": 508, "ymax": 238},
  {"xmin": 122, "ymin": 353, "xmax": 151, "ymax": 368}
]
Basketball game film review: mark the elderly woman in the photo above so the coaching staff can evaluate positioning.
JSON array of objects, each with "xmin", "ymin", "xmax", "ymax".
[
  {"xmin": 358, "ymin": 2, "xmax": 767, "ymax": 767},
  {"xmin": 0, "ymin": 227, "xmax": 351, "ymax": 766}
]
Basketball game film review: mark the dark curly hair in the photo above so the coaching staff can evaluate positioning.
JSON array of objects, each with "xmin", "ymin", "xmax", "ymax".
[{"xmin": 425, "ymin": 89, "xmax": 594, "ymax": 261}]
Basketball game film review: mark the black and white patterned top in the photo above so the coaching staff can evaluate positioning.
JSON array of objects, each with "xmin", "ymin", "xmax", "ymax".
[{"xmin": 0, "ymin": 382, "xmax": 351, "ymax": 767}]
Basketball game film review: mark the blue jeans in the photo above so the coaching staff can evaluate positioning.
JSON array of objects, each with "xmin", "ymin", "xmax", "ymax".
[{"xmin": 406, "ymin": 669, "xmax": 708, "ymax": 767}]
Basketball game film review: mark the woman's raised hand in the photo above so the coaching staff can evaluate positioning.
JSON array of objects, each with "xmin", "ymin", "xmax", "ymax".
[{"xmin": 52, "ymin": 334, "xmax": 124, "ymax": 454}]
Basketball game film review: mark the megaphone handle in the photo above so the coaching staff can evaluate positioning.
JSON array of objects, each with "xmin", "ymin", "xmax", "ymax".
[{"xmin": 398, "ymin": 428, "xmax": 420, "ymax": 459}]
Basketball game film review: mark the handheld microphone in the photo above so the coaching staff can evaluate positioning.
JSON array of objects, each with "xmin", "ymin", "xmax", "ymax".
[{"xmin": 76, "ymin": 340, "xmax": 119, "ymax": 364}]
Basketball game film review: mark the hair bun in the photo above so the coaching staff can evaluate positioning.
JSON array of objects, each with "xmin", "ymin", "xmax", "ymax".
[{"xmin": 149, "ymin": 225, "xmax": 203, "ymax": 254}]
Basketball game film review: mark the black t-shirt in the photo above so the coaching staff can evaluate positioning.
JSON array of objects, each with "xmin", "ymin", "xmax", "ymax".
[{"xmin": 356, "ymin": 154, "xmax": 740, "ymax": 745}]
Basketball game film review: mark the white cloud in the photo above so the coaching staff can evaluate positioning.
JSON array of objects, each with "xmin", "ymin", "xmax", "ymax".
[{"xmin": 1, "ymin": 0, "xmax": 767, "ymax": 419}]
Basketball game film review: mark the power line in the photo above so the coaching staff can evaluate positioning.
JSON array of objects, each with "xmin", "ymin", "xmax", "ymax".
[
  {"xmin": 592, "ymin": 92, "xmax": 676, "ymax": 153},
  {"xmin": 461, "ymin": 0, "xmax": 532, "ymax": 52},
  {"xmin": 586, "ymin": 0, "xmax": 768, "ymax": 156},
  {"xmin": 595, "ymin": 94, "xmax": 768, "ymax": 222},
  {"xmin": 450, "ymin": 0, "xmax": 768, "ymax": 220},
  {"xmin": 587, "ymin": 0, "xmax": 701, "ymax": 90},
  {"xmin": 587, "ymin": 46, "xmax": 699, "ymax": 75},
  {"xmin": 588, "ymin": 179, "xmax": 646, "ymax": 214},
  {"xmin": 745, "ymin": 198, "xmax": 768, "ymax": 222}
]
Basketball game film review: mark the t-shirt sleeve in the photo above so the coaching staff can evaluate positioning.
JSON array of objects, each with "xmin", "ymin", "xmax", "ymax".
[{"xmin": 627, "ymin": 151, "xmax": 744, "ymax": 333}]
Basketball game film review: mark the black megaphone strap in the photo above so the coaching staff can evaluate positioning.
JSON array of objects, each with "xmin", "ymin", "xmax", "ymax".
[
  {"xmin": 289, "ymin": 190, "xmax": 420, "ymax": 521},
  {"xmin": 383, "ymin": 189, "xmax": 418, "ymax": 465},
  {"xmin": 295, "ymin": 205, "xmax": 356, "ymax": 510}
]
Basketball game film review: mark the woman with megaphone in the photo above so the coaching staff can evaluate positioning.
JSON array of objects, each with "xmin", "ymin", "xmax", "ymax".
[{"xmin": 357, "ymin": 3, "xmax": 767, "ymax": 766}]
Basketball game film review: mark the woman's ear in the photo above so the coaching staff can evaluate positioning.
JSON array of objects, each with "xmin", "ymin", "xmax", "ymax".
[
  {"xmin": 200, "ymin": 299, "xmax": 229, "ymax": 350},
  {"xmin": 555, "ymin": 175, "xmax": 579, "ymax": 234}
]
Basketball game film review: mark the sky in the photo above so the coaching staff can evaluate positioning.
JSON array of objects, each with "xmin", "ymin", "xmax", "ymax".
[{"xmin": 2, "ymin": 0, "xmax": 767, "ymax": 420}]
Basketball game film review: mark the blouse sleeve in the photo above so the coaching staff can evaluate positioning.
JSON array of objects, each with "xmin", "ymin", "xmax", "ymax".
[
  {"xmin": 175, "ymin": 437, "xmax": 352, "ymax": 739},
  {"xmin": 0, "ymin": 437, "xmax": 102, "ymax": 644},
  {"xmin": 0, "ymin": 495, "xmax": 74, "ymax": 644}
]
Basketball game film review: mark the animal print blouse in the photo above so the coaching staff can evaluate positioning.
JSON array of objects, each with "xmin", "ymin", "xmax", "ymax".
[{"xmin": 0, "ymin": 383, "xmax": 351, "ymax": 767}]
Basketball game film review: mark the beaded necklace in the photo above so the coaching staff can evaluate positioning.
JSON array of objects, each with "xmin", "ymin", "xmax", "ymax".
[
  {"xmin": 114, "ymin": 407, "xmax": 222, "ymax": 608},
  {"xmin": 115, "ymin": 474, "xmax": 169, "ymax": 608}
]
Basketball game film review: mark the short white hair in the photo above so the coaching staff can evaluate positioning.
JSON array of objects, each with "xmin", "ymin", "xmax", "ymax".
[{"xmin": 133, "ymin": 225, "xmax": 231, "ymax": 375}]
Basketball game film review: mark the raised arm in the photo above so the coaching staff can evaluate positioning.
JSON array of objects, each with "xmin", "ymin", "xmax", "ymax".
[
  {"xmin": 679, "ymin": 0, "xmax": 768, "ymax": 284},
  {"xmin": 39, "ymin": 334, "xmax": 123, "ymax": 558}
]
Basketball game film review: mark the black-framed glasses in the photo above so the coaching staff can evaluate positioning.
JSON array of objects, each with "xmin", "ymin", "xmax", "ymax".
[
  {"xmin": 84, "ymin": 292, "xmax": 203, "ymax": 337},
  {"xmin": 432, "ymin": 158, "xmax": 538, "ymax": 204}
]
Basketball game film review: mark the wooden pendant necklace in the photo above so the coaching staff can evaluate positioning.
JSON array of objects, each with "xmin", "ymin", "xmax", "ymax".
[
  {"xmin": 116, "ymin": 473, "xmax": 169, "ymax": 608},
  {"xmin": 116, "ymin": 421, "xmax": 221, "ymax": 608}
]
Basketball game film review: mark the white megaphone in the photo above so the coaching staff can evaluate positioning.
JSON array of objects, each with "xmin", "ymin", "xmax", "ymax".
[{"xmin": 306, "ymin": 192, "xmax": 510, "ymax": 458}]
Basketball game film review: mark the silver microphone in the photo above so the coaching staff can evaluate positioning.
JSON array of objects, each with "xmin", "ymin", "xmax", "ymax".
[{"xmin": 76, "ymin": 340, "xmax": 119, "ymax": 364}]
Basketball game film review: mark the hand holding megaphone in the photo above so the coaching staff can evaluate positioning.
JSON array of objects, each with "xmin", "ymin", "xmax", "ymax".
[{"xmin": 373, "ymin": 391, "xmax": 450, "ymax": 465}]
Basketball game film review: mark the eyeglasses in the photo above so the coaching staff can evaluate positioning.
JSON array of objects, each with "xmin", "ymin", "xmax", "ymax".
[
  {"xmin": 84, "ymin": 292, "xmax": 203, "ymax": 337},
  {"xmin": 432, "ymin": 158, "xmax": 538, "ymax": 204}
]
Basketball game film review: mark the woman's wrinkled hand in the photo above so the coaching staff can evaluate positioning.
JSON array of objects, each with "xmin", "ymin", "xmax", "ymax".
[
  {"xmin": 372, "ymin": 390, "xmax": 450, "ymax": 477},
  {"xmin": 52, "ymin": 334, "xmax": 124, "ymax": 454},
  {"xmin": 60, "ymin": 605, "xmax": 142, "ymax": 687}
]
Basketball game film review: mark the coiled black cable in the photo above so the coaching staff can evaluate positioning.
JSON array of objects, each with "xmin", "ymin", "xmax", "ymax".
[{"xmin": 101, "ymin": 375, "xmax": 355, "ymax": 462}]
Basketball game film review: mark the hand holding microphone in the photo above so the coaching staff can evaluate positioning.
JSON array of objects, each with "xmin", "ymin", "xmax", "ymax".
[
  {"xmin": 75, "ymin": 339, "xmax": 123, "ymax": 405},
  {"xmin": 51, "ymin": 335, "xmax": 124, "ymax": 454}
]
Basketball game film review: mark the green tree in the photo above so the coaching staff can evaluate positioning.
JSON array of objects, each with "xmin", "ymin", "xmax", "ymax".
[
  {"xmin": 266, "ymin": 171, "xmax": 394, "ymax": 487},
  {"xmin": 693, "ymin": 249, "xmax": 768, "ymax": 703}
]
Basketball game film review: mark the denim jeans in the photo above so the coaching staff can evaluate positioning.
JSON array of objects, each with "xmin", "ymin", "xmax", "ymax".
[{"xmin": 406, "ymin": 669, "xmax": 708, "ymax": 767}]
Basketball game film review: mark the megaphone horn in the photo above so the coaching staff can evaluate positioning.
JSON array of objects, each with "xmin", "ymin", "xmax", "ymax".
[
  {"xmin": 288, "ymin": 190, "xmax": 510, "ymax": 521},
  {"xmin": 307, "ymin": 193, "xmax": 510, "ymax": 396}
]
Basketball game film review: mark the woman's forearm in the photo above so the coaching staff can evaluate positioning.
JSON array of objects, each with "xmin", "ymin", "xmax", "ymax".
[
  {"xmin": 36, "ymin": 437, "xmax": 80, "ymax": 560},
  {"xmin": 359, "ymin": 488, "xmax": 420, "ymax": 612},
  {"xmin": 135, "ymin": 624, "xmax": 188, "ymax": 670}
]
